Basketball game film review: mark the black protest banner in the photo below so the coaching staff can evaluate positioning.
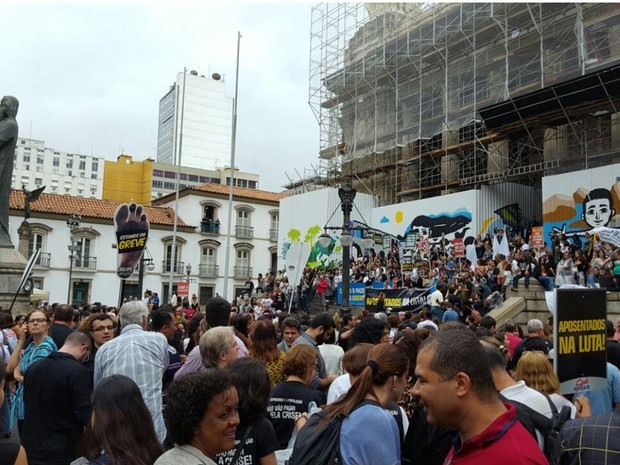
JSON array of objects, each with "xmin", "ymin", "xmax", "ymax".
[
  {"xmin": 554, "ymin": 288, "xmax": 607, "ymax": 396},
  {"xmin": 365, "ymin": 287, "xmax": 432, "ymax": 312}
]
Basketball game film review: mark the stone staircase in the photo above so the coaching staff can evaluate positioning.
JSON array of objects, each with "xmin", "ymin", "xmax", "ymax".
[{"xmin": 489, "ymin": 281, "xmax": 620, "ymax": 328}]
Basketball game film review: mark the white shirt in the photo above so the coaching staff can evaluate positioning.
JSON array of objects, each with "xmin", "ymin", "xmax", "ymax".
[
  {"xmin": 429, "ymin": 289, "xmax": 444, "ymax": 307},
  {"xmin": 501, "ymin": 380, "xmax": 553, "ymax": 450},
  {"xmin": 318, "ymin": 343, "xmax": 344, "ymax": 376}
]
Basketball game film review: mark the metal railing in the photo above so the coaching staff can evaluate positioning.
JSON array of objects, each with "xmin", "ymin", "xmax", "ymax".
[
  {"xmin": 198, "ymin": 264, "xmax": 219, "ymax": 277},
  {"xmin": 269, "ymin": 229, "xmax": 279, "ymax": 241},
  {"xmin": 161, "ymin": 260, "xmax": 185, "ymax": 274},
  {"xmin": 200, "ymin": 221, "xmax": 220, "ymax": 234},
  {"xmin": 34, "ymin": 252, "xmax": 51, "ymax": 268},
  {"xmin": 235, "ymin": 225, "xmax": 254, "ymax": 239},
  {"xmin": 73, "ymin": 256, "xmax": 97, "ymax": 270},
  {"xmin": 234, "ymin": 266, "xmax": 253, "ymax": 278}
]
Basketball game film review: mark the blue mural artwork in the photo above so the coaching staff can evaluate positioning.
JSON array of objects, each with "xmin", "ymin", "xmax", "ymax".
[
  {"xmin": 494, "ymin": 203, "xmax": 522, "ymax": 235},
  {"xmin": 401, "ymin": 208, "xmax": 474, "ymax": 244}
]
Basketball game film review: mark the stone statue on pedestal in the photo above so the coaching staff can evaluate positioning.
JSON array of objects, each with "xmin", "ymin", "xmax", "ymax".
[{"xmin": 0, "ymin": 96, "xmax": 19, "ymax": 248}]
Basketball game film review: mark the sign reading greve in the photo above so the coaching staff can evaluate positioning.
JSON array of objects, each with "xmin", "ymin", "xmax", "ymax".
[
  {"xmin": 452, "ymin": 238, "xmax": 464, "ymax": 257},
  {"xmin": 365, "ymin": 287, "xmax": 432, "ymax": 312},
  {"xmin": 554, "ymin": 289, "xmax": 607, "ymax": 396},
  {"xmin": 114, "ymin": 203, "xmax": 150, "ymax": 279}
]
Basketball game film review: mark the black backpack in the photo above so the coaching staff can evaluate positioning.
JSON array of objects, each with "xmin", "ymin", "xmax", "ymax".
[
  {"xmin": 288, "ymin": 400, "xmax": 379, "ymax": 465},
  {"xmin": 502, "ymin": 393, "xmax": 572, "ymax": 465}
]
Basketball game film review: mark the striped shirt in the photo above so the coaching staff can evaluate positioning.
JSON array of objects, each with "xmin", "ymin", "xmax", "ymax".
[{"xmin": 94, "ymin": 325, "xmax": 169, "ymax": 443}]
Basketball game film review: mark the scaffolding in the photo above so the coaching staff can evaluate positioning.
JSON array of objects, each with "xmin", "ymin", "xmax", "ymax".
[{"xmin": 288, "ymin": 3, "xmax": 620, "ymax": 204}]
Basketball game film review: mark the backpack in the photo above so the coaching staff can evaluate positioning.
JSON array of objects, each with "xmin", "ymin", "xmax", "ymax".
[
  {"xmin": 288, "ymin": 400, "xmax": 378, "ymax": 465},
  {"xmin": 501, "ymin": 393, "xmax": 572, "ymax": 465}
]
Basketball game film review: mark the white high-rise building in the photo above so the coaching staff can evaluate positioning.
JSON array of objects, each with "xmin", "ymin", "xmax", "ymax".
[
  {"xmin": 12, "ymin": 138, "xmax": 104, "ymax": 198},
  {"xmin": 157, "ymin": 70, "xmax": 233, "ymax": 169}
]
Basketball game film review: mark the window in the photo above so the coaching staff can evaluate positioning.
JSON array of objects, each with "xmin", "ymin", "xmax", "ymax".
[
  {"xmin": 234, "ymin": 246, "xmax": 252, "ymax": 278},
  {"xmin": 35, "ymin": 178, "xmax": 42, "ymax": 186},
  {"xmin": 90, "ymin": 186, "xmax": 97, "ymax": 196},
  {"xmin": 153, "ymin": 169, "xmax": 164, "ymax": 177},
  {"xmin": 270, "ymin": 212, "xmax": 279, "ymax": 230},
  {"xmin": 152, "ymin": 180, "xmax": 163, "ymax": 188},
  {"xmin": 163, "ymin": 182, "xmax": 176, "ymax": 189},
  {"xmin": 188, "ymin": 174, "xmax": 198, "ymax": 182},
  {"xmin": 237, "ymin": 209, "xmax": 251, "ymax": 227},
  {"xmin": 91, "ymin": 173, "xmax": 97, "ymax": 179},
  {"xmin": 74, "ymin": 237, "xmax": 92, "ymax": 268},
  {"xmin": 248, "ymin": 180, "xmax": 257, "ymax": 189},
  {"xmin": 202, "ymin": 247, "xmax": 216, "ymax": 264},
  {"xmin": 79, "ymin": 161, "xmax": 86, "ymax": 170},
  {"xmin": 92, "ymin": 160, "xmax": 98, "ymax": 171},
  {"xmin": 200, "ymin": 203, "xmax": 221, "ymax": 233},
  {"xmin": 162, "ymin": 236, "xmax": 186, "ymax": 273},
  {"xmin": 66, "ymin": 159, "xmax": 73, "ymax": 169},
  {"xmin": 164, "ymin": 171, "xmax": 176, "ymax": 179},
  {"xmin": 28, "ymin": 233, "xmax": 44, "ymax": 257},
  {"xmin": 20, "ymin": 176, "xmax": 29, "ymax": 184},
  {"xmin": 37, "ymin": 155, "xmax": 44, "ymax": 165},
  {"xmin": 199, "ymin": 176, "xmax": 209, "ymax": 183},
  {"xmin": 180, "ymin": 173, "xmax": 187, "ymax": 180},
  {"xmin": 53, "ymin": 156, "xmax": 60, "ymax": 167},
  {"xmin": 23, "ymin": 154, "xmax": 30, "ymax": 163}
]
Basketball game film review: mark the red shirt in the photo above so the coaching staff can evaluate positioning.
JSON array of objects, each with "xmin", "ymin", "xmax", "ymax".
[
  {"xmin": 316, "ymin": 279, "xmax": 328, "ymax": 295},
  {"xmin": 505, "ymin": 333, "xmax": 522, "ymax": 359},
  {"xmin": 443, "ymin": 403, "xmax": 548, "ymax": 465}
]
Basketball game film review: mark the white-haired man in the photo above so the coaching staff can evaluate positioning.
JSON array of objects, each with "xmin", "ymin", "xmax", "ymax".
[{"xmin": 94, "ymin": 300, "xmax": 169, "ymax": 442}]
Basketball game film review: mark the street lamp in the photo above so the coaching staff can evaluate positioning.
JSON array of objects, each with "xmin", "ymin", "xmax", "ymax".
[
  {"xmin": 317, "ymin": 186, "xmax": 374, "ymax": 314},
  {"xmin": 66, "ymin": 214, "xmax": 81, "ymax": 304},
  {"xmin": 137, "ymin": 247, "xmax": 155, "ymax": 299},
  {"xmin": 185, "ymin": 263, "xmax": 192, "ymax": 282}
]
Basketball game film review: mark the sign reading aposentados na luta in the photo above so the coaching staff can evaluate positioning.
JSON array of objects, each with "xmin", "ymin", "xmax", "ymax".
[{"xmin": 554, "ymin": 288, "xmax": 607, "ymax": 396}]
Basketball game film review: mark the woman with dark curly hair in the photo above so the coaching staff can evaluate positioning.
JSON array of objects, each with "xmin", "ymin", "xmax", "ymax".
[
  {"xmin": 156, "ymin": 371, "xmax": 239, "ymax": 465},
  {"xmin": 217, "ymin": 358, "xmax": 279, "ymax": 465},
  {"xmin": 249, "ymin": 319, "xmax": 285, "ymax": 386},
  {"xmin": 80, "ymin": 375, "xmax": 164, "ymax": 465}
]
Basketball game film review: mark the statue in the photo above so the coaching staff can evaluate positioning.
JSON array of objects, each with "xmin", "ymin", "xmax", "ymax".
[
  {"xmin": 0, "ymin": 96, "xmax": 19, "ymax": 248},
  {"xmin": 22, "ymin": 185, "xmax": 46, "ymax": 221}
]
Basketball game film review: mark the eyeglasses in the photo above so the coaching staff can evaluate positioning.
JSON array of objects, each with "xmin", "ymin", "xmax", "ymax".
[
  {"xmin": 28, "ymin": 318, "xmax": 47, "ymax": 324},
  {"xmin": 92, "ymin": 325, "xmax": 115, "ymax": 332}
]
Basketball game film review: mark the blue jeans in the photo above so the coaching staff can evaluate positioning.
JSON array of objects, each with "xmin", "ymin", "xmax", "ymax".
[
  {"xmin": 430, "ymin": 306, "xmax": 443, "ymax": 321},
  {"xmin": 536, "ymin": 276, "xmax": 554, "ymax": 291},
  {"xmin": 512, "ymin": 273, "xmax": 530, "ymax": 288}
]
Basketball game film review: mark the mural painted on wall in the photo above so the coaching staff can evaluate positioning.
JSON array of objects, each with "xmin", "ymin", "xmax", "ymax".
[
  {"xmin": 282, "ymin": 225, "xmax": 340, "ymax": 269},
  {"xmin": 543, "ymin": 182, "xmax": 620, "ymax": 241}
]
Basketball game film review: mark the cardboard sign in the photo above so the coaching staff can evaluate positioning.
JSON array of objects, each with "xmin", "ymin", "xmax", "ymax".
[
  {"xmin": 114, "ymin": 203, "xmax": 150, "ymax": 279},
  {"xmin": 382, "ymin": 235, "xmax": 392, "ymax": 250},
  {"xmin": 554, "ymin": 289, "xmax": 607, "ymax": 395},
  {"xmin": 453, "ymin": 238, "xmax": 464, "ymax": 257},
  {"xmin": 177, "ymin": 282, "xmax": 189, "ymax": 298},
  {"xmin": 531, "ymin": 226, "xmax": 544, "ymax": 248}
]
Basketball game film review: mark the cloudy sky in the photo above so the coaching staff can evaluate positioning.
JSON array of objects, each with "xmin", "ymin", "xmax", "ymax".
[{"xmin": 4, "ymin": 2, "xmax": 320, "ymax": 192}]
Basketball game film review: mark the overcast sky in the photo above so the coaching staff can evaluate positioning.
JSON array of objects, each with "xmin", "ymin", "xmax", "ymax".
[{"xmin": 4, "ymin": 2, "xmax": 319, "ymax": 192}]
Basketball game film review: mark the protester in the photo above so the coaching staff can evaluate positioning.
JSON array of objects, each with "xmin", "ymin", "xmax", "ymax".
[
  {"xmin": 216, "ymin": 358, "xmax": 279, "ymax": 465},
  {"xmin": 22, "ymin": 331, "xmax": 92, "ymax": 465},
  {"xmin": 7, "ymin": 308, "xmax": 57, "ymax": 436},
  {"xmin": 0, "ymin": 362, "xmax": 26, "ymax": 465},
  {"xmin": 277, "ymin": 317, "xmax": 302, "ymax": 354},
  {"xmin": 301, "ymin": 343, "xmax": 408, "ymax": 465},
  {"xmin": 79, "ymin": 374, "xmax": 164, "ymax": 465},
  {"xmin": 249, "ymin": 319, "xmax": 286, "ymax": 386},
  {"xmin": 157, "ymin": 371, "xmax": 239, "ymax": 465},
  {"xmin": 318, "ymin": 328, "xmax": 344, "ymax": 377},
  {"xmin": 94, "ymin": 300, "xmax": 169, "ymax": 443},
  {"xmin": 412, "ymin": 329, "xmax": 547, "ymax": 464},
  {"xmin": 268, "ymin": 345, "xmax": 324, "ymax": 449},
  {"xmin": 198, "ymin": 326, "xmax": 240, "ymax": 371},
  {"xmin": 49, "ymin": 304, "xmax": 75, "ymax": 348},
  {"xmin": 292, "ymin": 313, "xmax": 337, "ymax": 391}
]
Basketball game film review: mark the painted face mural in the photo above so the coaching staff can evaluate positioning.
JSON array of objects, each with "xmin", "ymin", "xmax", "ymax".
[{"xmin": 581, "ymin": 188, "xmax": 616, "ymax": 229}]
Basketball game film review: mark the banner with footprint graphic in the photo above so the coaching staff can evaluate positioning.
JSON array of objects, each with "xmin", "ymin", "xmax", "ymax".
[{"xmin": 114, "ymin": 203, "xmax": 150, "ymax": 279}]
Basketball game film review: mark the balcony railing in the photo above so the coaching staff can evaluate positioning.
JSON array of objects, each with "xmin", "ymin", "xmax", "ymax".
[
  {"xmin": 34, "ymin": 252, "xmax": 51, "ymax": 268},
  {"xmin": 235, "ymin": 225, "xmax": 254, "ymax": 239},
  {"xmin": 73, "ymin": 256, "xmax": 97, "ymax": 270},
  {"xmin": 161, "ymin": 260, "xmax": 185, "ymax": 274},
  {"xmin": 234, "ymin": 266, "xmax": 253, "ymax": 278},
  {"xmin": 269, "ymin": 229, "xmax": 278, "ymax": 242},
  {"xmin": 200, "ymin": 220, "xmax": 220, "ymax": 234},
  {"xmin": 198, "ymin": 263, "xmax": 219, "ymax": 277}
]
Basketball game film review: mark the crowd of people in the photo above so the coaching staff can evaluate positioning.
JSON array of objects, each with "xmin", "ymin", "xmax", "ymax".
[
  {"xmin": 0, "ymin": 287, "xmax": 618, "ymax": 465},
  {"xmin": 0, "ymin": 224, "xmax": 618, "ymax": 465}
]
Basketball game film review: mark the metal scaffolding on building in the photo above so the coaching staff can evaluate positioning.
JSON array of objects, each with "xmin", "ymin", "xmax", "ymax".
[{"xmin": 286, "ymin": 3, "xmax": 620, "ymax": 205}]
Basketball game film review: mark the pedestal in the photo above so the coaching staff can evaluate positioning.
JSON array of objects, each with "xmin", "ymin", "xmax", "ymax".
[{"xmin": 0, "ymin": 246, "xmax": 30, "ymax": 317}]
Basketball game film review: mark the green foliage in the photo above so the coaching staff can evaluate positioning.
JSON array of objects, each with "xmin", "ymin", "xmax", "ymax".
[{"xmin": 287, "ymin": 229, "xmax": 301, "ymax": 242}]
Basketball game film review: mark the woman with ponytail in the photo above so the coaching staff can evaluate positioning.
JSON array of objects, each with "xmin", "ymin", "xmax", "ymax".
[{"xmin": 321, "ymin": 343, "xmax": 409, "ymax": 465}]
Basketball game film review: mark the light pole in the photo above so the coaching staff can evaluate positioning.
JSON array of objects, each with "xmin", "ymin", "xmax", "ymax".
[
  {"xmin": 66, "ymin": 214, "xmax": 81, "ymax": 304},
  {"xmin": 317, "ymin": 187, "xmax": 374, "ymax": 315},
  {"xmin": 137, "ymin": 247, "xmax": 155, "ymax": 300}
]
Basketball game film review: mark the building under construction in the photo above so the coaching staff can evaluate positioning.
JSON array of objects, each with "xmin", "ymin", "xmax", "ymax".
[{"xmin": 286, "ymin": 3, "xmax": 620, "ymax": 206}]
